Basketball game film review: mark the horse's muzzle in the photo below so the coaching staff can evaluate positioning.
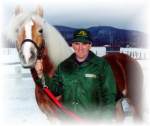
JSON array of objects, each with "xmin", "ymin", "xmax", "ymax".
[
  {"xmin": 19, "ymin": 43, "xmax": 38, "ymax": 68},
  {"xmin": 19, "ymin": 52, "xmax": 36, "ymax": 68}
]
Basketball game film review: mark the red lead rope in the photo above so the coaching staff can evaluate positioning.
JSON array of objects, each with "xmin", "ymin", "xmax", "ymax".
[{"xmin": 43, "ymin": 87, "xmax": 83, "ymax": 122}]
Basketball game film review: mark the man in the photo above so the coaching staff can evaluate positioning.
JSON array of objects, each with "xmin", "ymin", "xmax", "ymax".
[{"xmin": 35, "ymin": 29, "xmax": 116, "ymax": 121}]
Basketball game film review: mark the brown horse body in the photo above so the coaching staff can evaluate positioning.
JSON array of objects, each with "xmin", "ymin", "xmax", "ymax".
[{"xmin": 105, "ymin": 52, "xmax": 143, "ymax": 121}]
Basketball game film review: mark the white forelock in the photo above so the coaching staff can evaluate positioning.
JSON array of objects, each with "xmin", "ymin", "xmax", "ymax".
[
  {"xmin": 6, "ymin": 12, "xmax": 44, "ymax": 42},
  {"xmin": 6, "ymin": 11, "xmax": 73, "ymax": 67}
]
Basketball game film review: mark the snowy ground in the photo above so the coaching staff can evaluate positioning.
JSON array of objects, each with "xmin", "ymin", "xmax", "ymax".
[{"xmin": 0, "ymin": 65, "xmax": 51, "ymax": 126}]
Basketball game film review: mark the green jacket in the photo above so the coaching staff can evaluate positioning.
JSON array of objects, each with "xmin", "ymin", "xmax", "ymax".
[{"xmin": 36, "ymin": 51, "xmax": 116, "ymax": 120}]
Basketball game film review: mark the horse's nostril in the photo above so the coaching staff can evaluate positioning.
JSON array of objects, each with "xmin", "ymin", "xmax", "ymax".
[
  {"xmin": 19, "ymin": 53, "xmax": 26, "ymax": 64},
  {"xmin": 30, "ymin": 50, "xmax": 35, "ymax": 58},
  {"xmin": 29, "ymin": 50, "xmax": 37, "ymax": 63},
  {"xmin": 19, "ymin": 51, "xmax": 24, "ymax": 59},
  {"xmin": 30, "ymin": 54, "xmax": 35, "ymax": 61}
]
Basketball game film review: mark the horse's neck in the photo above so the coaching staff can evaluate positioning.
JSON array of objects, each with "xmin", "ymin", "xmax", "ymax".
[{"xmin": 42, "ymin": 48, "xmax": 56, "ymax": 77}]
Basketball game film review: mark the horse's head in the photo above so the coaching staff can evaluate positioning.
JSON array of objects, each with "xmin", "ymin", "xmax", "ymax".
[
  {"xmin": 14, "ymin": 6, "xmax": 45, "ymax": 68},
  {"xmin": 6, "ymin": 6, "xmax": 73, "ymax": 68}
]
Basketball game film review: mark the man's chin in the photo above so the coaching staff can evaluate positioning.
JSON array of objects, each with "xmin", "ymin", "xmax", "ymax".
[{"xmin": 76, "ymin": 55, "xmax": 87, "ymax": 62}]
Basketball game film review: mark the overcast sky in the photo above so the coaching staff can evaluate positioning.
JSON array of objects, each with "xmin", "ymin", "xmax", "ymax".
[{"xmin": 1, "ymin": 0, "xmax": 150, "ymax": 32}]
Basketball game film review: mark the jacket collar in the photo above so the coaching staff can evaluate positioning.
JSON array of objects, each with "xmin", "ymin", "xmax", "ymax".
[
  {"xmin": 62, "ymin": 51, "xmax": 97, "ymax": 73},
  {"xmin": 70, "ymin": 51, "xmax": 96, "ymax": 65}
]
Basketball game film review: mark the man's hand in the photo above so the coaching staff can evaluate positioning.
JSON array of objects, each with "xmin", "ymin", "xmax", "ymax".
[{"xmin": 35, "ymin": 59, "xmax": 43, "ymax": 78}]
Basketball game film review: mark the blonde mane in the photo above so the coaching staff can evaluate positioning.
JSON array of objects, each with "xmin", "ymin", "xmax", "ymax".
[
  {"xmin": 6, "ymin": 11, "xmax": 73, "ymax": 66},
  {"xmin": 43, "ymin": 23, "xmax": 73, "ymax": 66}
]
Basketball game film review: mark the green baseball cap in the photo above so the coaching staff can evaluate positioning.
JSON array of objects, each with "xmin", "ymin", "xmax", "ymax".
[{"xmin": 72, "ymin": 29, "xmax": 92, "ymax": 44}]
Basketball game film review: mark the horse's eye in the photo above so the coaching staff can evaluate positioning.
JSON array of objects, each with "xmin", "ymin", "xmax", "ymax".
[{"xmin": 39, "ymin": 29, "xmax": 43, "ymax": 34}]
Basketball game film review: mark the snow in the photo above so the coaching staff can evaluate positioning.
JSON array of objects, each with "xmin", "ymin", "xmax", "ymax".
[{"xmin": 1, "ymin": 69, "xmax": 51, "ymax": 126}]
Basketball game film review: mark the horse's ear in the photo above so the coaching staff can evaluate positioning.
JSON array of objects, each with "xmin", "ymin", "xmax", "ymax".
[
  {"xmin": 36, "ymin": 6, "xmax": 43, "ymax": 17},
  {"xmin": 15, "ymin": 5, "xmax": 23, "ymax": 16}
]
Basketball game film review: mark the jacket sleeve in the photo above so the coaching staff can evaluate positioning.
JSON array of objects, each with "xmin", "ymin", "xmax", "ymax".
[
  {"xmin": 100, "ymin": 61, "xmax": 117, "ymax": 119},
  {"xmin": 35, "ymin": 65, "xmax": 63, "ymax": 96}
]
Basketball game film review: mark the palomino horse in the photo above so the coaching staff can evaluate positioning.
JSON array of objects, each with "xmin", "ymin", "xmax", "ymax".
[{"xmin": 6, "ymin": 6, "xmax": 143, "ymax": 122}]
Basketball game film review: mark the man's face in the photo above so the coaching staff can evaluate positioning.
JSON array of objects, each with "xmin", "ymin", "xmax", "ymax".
[{"xmin": 72, "ymin": 42, "xmax": 91, "ymax": 61}]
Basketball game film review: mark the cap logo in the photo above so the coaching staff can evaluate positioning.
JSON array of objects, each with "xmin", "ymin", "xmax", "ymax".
[{"xmin": 77, "ymin": 31, "xmax": 88, "ymax": 37}]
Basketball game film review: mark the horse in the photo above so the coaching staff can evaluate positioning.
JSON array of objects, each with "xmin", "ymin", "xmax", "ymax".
[{"xmin": 6, "ymin": 6, "xmax": 143, "ymax": 122}]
